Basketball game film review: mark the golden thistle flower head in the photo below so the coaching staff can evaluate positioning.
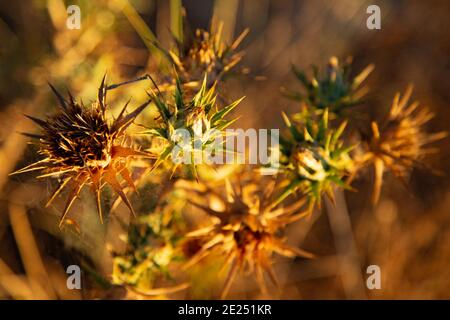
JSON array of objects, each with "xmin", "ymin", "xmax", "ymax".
[
  {"xmin": 162, "ymin": 24, "xmax": 248, "ymax": 86},
  {"xmin": 178, "ymin": 169, "xmax": 314, "ymax": 298},
  {"xmin": 12, "ymin": 76, "xmax": 154, "ymax": 227},
  {"xmin": 285, "ymin": 56, "xmax": 374, "ymax": 115},
  {"xmin": 361, "ymin": 85, "xmax": 447, "ymax": 203},
  {"xmin": 278, "ymin": 109, "xmax": 354, "ymax": 211}
]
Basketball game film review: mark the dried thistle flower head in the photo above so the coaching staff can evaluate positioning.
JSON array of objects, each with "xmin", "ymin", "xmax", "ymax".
[
  {"xmin": 12, "ymin": 76, "xmax": 154, "ymax": 227},
  {"xmin": 285, "ymin": 56, "xmax": 374, "ymax": 115},
  {"xmin": 143, "ymin": 75, "xmax": 243, "ymax": 178},
  {"xmin": 278, "ymin": 109, "xmax": 354, "ymax": 211},
  {"xmin": 360, "ymin": 85, "xmax": 447, "ymax": 203},
  {"xmin": 178, "ymin": 170, "xmax": 314, "ymax": 298},
  {"xmin": 160, "ymin": 23, "xmax": 248, "ymax": 86}
]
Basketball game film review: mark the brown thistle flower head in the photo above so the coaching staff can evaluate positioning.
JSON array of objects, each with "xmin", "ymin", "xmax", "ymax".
[
  {"xmin": 360, "ymin": 85, "xmax": 447, "ymax": 203},
  {"xmin": 160, "ymin": 23, "xmax": 248, "ymax": 86},
  {"xmin": 12, "ymin": 76, "xmax": 154, "ymax": 227},
  {"xmin": 178, "ymin": 169, "xmax": 314, "ymax": 299},
  {"xmin": 285, "ymin": 56, "xmax": 374, "ymax": 116}
]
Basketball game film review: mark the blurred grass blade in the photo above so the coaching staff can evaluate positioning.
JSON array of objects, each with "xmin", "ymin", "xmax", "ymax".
[
  {"xmin": 211, "ymin": 0, "xmax": 239, "ymax": 43},
  {"xmin": 170, "ymin": 0, "xmax": 183, "ymax": 43},
  {"xmin": 115, "ymin": 0, "xmax": 167, "ymax": 66}
]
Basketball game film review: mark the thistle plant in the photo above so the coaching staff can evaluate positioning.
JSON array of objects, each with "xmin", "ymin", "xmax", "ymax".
[
  {"xmin": 112, "ymin": 199, "xmax": 187, "ymax": 296},
  {"xmin": 359, "ymin": 85, "xmax": 447, "ymax": 203},
  {"xmin": 11, "ymin": 76, "xmax": 154, "ymax": 227},
  {"xmin": 8, "ymin": 1, "xmax": 447, "ymax": 300},
  {"xmin": 284, "ymin": 58, "xmax": 446, "ymax": 207},
  {"xmin": 277, "ymin": 109, "xmax": 354, "ymax": 212},
  {"xmin": 285, "ymin": 56, "xmax": 374, "ymax": 116},
  {"xmin": 157, "ymin": 24, "xmax": 248, "ymax": 87},
  {"xmin": 177, "ymin": 169, "xmax": 314, "ymax": 298},
  {"xmin": 143, "ymin": 75, "xmax": 243, "ymax": 178}
]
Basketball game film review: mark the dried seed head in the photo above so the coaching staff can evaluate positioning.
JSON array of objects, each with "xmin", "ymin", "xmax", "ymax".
[
  {"xmin": 164, "ymin": 25, "xmax": 248, "ymax": 85},
  {"xmin": 12, "ymin": 76, "xmax": 154, "ymax": 227},
  {"xmin": 178, "ymin": 170, "xmax": 313, "ymax": 298},
  {"xmin": 362, "ymin": 85, "xmax": 447, "ymax": 203},
  {"xmin": 39, "ymin": 99, "xmax": 112, "ymax": 169}
]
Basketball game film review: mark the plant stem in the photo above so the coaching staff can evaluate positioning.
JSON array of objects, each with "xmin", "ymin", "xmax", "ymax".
[
  {"xmin": 211, "ymin": 0, "xmax": 239, "ymax": 42},
  {"xmin": 170, "ymin": 0, "xmax": 183, "ymax": 43},
  {"xmin": 325, "ymin": 188, "xmax": 366, "ymax": 299}
]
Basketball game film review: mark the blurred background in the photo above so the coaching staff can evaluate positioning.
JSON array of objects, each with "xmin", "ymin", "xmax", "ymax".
[{"xmin": 0, "ymin": 0, "xmax": 449, "ymax": 299}]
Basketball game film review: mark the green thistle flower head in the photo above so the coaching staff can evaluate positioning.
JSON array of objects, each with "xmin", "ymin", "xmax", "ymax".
[
  {"xmin": 278, "ymin": 109, "xmax": 354, "ymax": 211},
  {"xmin": 144, "ymin": 74, "xmax": 244, "ymax": 177},
  {"xmin": 285, "ymin": 56, "xmax": 374, "ymax": 115}
]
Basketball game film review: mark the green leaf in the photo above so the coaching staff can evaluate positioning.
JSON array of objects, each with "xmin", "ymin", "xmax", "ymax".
[
  {"xmin": 153, "ymin": 95, "xmax": 171, "ymax": 122},
  {"xmin": 211, "ymin": 97, "xmax": 244, "ymax": 125},
  {"xmin": 140, "ymin": 128, "xmax": 168, "ymax": 138},
  {"xmin": 174, "ymin": 76, "xmax": 183, "ymax": 113}
]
